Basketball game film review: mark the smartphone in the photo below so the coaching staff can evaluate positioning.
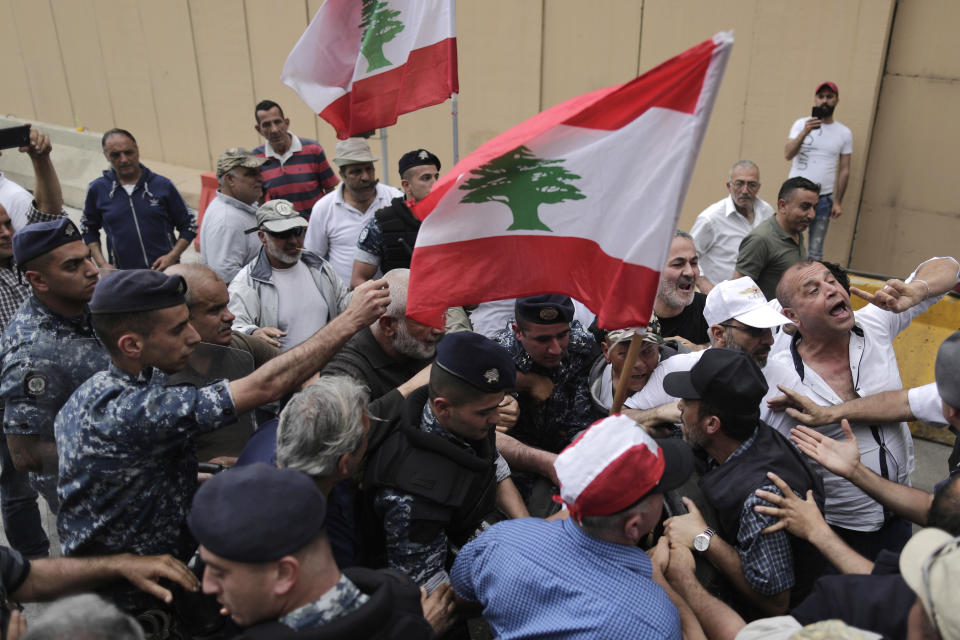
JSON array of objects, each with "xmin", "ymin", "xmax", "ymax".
[
  {"xmin": 811, "ymin": 105, "xmax": 827, "ymax": 120},
  {"xmin": 0, "ymin": 125, "xmax": 30, "ymax": 151}
]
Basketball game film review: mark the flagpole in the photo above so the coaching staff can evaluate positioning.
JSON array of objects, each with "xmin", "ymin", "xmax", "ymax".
[
  {"xmin": 380, "ymin": 128, "xmax": 389, "ymax": 184},
  {"xmin": 451, "ymin": 92, "xmax": 459, "ymax": 165},
  {"xmin": 610, "ymin": 335, "xmax": 643, "ymax": 415}
]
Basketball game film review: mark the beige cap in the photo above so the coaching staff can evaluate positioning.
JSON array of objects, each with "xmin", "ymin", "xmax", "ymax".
[
  {"xmin": 216, "ymin": 147, "xmax": 266, "ymax": 179},
  {"xmin": 333, "ymin": 138, "xmax": 378, "ymax": 167},
  {"xmin": 900, "ymin": 527, "xmax": 960, "ymax": 640},
  {"xmin": 245, "ymin": 200, "xmax": 308, "ymax": 234}
]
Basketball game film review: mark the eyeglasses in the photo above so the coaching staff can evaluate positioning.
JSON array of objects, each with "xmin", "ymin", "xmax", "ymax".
[
  {"xmin": 922, "ymin": 536, "xmax": 960, "ymax": 638},
  {"xmin": 732, "ymin": 180, "xmax": 760, "ymax": 190},
  {"xmin": 265, "ymin": 227, "xmax": 306, "ymax": 239},
  {"xmin": 719, "ymin": 323, "xmax": 769, "ymax": 338}
]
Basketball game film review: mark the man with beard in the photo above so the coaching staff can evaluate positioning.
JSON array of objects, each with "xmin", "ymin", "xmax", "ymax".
[
  {"xmin": 322, "ymin": 268, "xmax": 441, "ymax": 401},
  {"xmin": 228, "ymin": 200, "xmax": 350, "ymax": 351},
  {"xmin": 768, "ymin": 255, "xmax": 959, "ymax": 558},
  {"xmin": 662, "ymin": 349, "xmax": 825, "ymax": 617},
  {"xmin": 655, "ymin": 231, "xmax": 709, "ymax": 349},
  {"xmin": 0, "ymin": 219, "xmax": 110, "ymax": 514},
  {"xmin": 691, "ymin": 160, "xmax": 774, "ymax": 293},
  {"xmin": 305, "ymin": 138, "xmax": 403, "ymax": 284},
  {"xmin": 55, "ymin": 268, "xmax": 389, "ymax": 622},
  {"xmin": 734, "ymin": 177, "xmax": 819, "ymax": 301},
  {"xmin": 784, "ymin": 82, "xmax": 852, "ymax": 261}
]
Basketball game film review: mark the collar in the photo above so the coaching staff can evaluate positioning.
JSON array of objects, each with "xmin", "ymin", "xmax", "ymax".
[
  {"xmin": 788, "ymin": 324, "xmax": 865, "ymax": 381},
  {"xmin": 561, "ymin": 518, "xmax": 653, "ymax": 573},
  {"xmin": 262, "ymin": 133, "xmax": 302, "ymax": 162},
  {"xmin": 213, "ymin": 190, "xmax": 258, "ymax": 215},
  {"xmin": 27, "ymin": 295, "xmax": 96, "ymax": 331},
  {"xmin": 108, "ymin": 362, "xmax": 166, "ymax": 385},
  {"xmin": 279, "ymin": 573, "xmax": 367, "ymax": 631},
  {"xmin": 723, "ymin": 195, "xmax": 745, "ymax": 217}
]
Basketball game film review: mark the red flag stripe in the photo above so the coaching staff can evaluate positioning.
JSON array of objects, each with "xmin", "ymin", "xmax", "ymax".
[
  {"xmin": 319, "ymin": 38, "xmax": 458, "ymax": 140},
  {"xmin": 412, "ymin": 37, "xmax": 717, "ymax": 221},
  {"xmin": 406, "ymin": 235, "xmax": 661, "ymax": 328}
]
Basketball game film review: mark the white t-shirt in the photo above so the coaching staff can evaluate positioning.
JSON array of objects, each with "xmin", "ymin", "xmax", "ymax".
[
  {"xmin": 270, "ymin": 261, "xmax": 329, "ymax": 351},
  {"xmin": 0, "ymin": 172, "xmax": 35, "ymax": 231},
  {"xmin": 787, "ymin": 118, "xmax": 853, "ymax": 195}
]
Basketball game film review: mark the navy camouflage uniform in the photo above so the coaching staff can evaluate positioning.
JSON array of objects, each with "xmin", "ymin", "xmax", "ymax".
[
  {"xmin": 492, "ymin": 318, "xmax": 601, "ymax": 453},
  {"xmin": 56, "ymin": 364, "xmax": 237, "ymax": 612},
  {"xmin": 375, "ymin": 402, "xmax": 511, "ymax": 586},
  {"xmin": 355, "ymin": 216, "xmax": 385, "ymax": 266},
  {"xmin": 279, "ymin": 573, "xmax": 369, "ymax": 630},
  {"xmin": 0, "ymin": 297, "xmax": 110, "ymax": 498}
]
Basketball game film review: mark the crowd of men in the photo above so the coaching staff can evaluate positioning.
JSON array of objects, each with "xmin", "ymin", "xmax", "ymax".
[{"xmin": 0, "ymin": 80, "xmax": 955, "ymax": 640}]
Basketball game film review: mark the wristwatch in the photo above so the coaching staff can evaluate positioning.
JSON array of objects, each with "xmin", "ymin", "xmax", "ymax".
[{"xmin": 693, "ymin": 527, "xmax": 715, "ymax": 553}]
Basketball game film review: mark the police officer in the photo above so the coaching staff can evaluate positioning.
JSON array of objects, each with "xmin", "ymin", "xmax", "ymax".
[
  {"xmin": 188, "ymin": 463, "xmax": 435, "ymax": 639},
  {"xmin": 366, "ymin": 331, "xmax": 529, "ymax": 591},
  {"xmin": 350, "ymin": 149, "xmax": 441, "ymax": 288},
  {"xmin": 54, "ymin": 269, "xmax": 389, "ymax": 619},
  {"xmin": 0, "ymin": 218, "xmax": 109, "ymax": 509}
]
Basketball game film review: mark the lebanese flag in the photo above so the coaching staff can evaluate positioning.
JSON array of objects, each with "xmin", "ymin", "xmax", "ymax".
[
  {"xmin": 282, "ymin": 0, "xmax": 457, "ymax": 139},
  {"xmin": 407, "ymin": 33, "xmax": 732, "ymax": 330}
]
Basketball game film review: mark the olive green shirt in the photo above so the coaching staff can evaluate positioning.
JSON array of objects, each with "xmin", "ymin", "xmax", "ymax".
[{"xmin": 735, "ymin": 215, "xmax": 807, "ymax": 300}]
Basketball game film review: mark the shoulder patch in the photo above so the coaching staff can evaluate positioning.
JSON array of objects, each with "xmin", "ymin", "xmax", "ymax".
[
  {"xmin": 359, "ymin": 228, "xmax": 369, "ymax": 243},
  {"xmin": 24, "ymin": 373, "xmax": 47, "ymax": 398}
]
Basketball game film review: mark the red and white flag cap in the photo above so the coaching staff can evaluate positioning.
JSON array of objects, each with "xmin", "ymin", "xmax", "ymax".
[{"xmin": 554, "ymin": 415, "xmax": 693, "ymax": 521}]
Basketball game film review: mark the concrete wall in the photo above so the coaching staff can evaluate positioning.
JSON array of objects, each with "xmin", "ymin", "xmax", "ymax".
[
  {"xmin": 0, "ymin": 0, "xmax": 949, "ymax": 275},
  {"xmin": 850, "ymin": 0, "xmax": 960, "ymax": 276}
]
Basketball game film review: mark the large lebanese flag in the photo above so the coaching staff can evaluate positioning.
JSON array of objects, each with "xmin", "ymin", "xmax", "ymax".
[
  {"xmin": 407, "ymin": 33, "xmax": 733, "ymax": 329},
  {"xmin": 282, "ymin": 0, "xmax": 457, "ymax": 139}
]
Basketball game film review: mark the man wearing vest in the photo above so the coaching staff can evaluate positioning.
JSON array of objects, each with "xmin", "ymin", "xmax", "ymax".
[
  {"xmin": 351, "ymin": 149, "xmax": 440, "ymax": 289},
  {"xmin": 662, "ymin": 348, "xmax": 825, "ymax": 619},
  {"xmin": 365, "ymin": 331, "xmax": 529, "ymax": 592}
]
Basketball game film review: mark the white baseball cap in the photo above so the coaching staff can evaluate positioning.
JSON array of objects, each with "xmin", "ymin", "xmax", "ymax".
[{"xmin": 704, "ymin": 277, "xmax": 791, "ymax": 329}]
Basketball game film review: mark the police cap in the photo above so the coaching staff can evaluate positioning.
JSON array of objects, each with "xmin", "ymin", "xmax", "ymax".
[
  {"xmin": 188, "ymin": 463, "xmax": 326, "ymax": 563},
  {"xmin": 515, "ymin": 294, "xmax": 575, "ymax": 325},
  {"xmin": 89, "ymin": 270, "xmax": 187, "ymax": 314},
  {"xmin": 13, "ymin": 218, "xmax": 83, "ymax": 266},
  {"xmin": 398, "ymin": 149, "xmax": 440, "ymax": 176},
  {"xmin": 435, "ymin": 331, "xmax": 516, "ymax": 392}
]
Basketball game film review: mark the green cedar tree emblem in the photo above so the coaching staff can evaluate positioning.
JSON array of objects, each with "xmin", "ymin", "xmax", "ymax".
[
  {"xmin": 360, "ymin": 0, "xmax": 405, "ymax": 72},
  {"xmin": 458, "ymin": 145, "xmax": 586, "ymax": 232}
]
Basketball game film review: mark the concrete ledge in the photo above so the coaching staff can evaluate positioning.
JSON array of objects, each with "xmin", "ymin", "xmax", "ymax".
[{"xmin": 0, "ymin": 116, "xmax": 206, "ymax": 210}]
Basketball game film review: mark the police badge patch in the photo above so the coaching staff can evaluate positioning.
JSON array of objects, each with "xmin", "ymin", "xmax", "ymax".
[
  {"xmin": 483, "ymin": 368, "xmax": 499, "ymax": 385},
  {"xmin": 539, "ymin": 308, "xmax": 559, "ymax": 322},
  {"xmin": 359, "ymin": 228, "xmax": 369, "ymax": 243},
  {"xmin": 24, "ymin": 373, "xmax": 47, "ymax": 398}
]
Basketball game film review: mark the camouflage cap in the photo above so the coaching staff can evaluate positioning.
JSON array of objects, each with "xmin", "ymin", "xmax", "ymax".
[
  {"xmin": 605, "ymin": 316, "xmax": 664, "ymax": 347},
  {"xmin": 245, "ymin": 199, "xmax": 308, "ymax": 234},
  {"xmin": 216, "ymin": 147, "xmax": 266, "ymax": 179}
]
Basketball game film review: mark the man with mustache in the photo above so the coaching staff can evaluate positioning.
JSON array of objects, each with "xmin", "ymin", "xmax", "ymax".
[
  {"xmin": 655, "ymin": 231, "xmax": 709, "ymax": 350},
  {"xmin": 228, "ymin": 200, "xmax": 350, "ymax": 352},
  {"xmin": 253, "ymin": 100, "xmax": 339, "ymax": 218},
  {"xmin": 784, "ymin": 82, "xmax": 852, "ymax": 261},
  {"xmin": 691, "ymin": 160, "xmax": 774, "ymax": 294},
  {"xmin": 734, "ymin": 177, "xmax": 820, "ymax": 301},
  {"xmin": 304, "ymin": 138, "xmax": 403, "ymax": 284}
]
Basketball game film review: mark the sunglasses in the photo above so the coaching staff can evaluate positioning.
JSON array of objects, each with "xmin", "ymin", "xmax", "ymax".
[
  {"xmin": 718, "ymin": 323, "xmax": 769, "ymax": 338},
  {"xmin": 265, "ymin": 227, "xmax": 306, "ymax": 239}
]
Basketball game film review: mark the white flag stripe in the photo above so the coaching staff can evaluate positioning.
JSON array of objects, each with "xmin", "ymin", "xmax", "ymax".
[{"xmin": 416, "ymin": 108, "xmax": 699, "ymax": 272}]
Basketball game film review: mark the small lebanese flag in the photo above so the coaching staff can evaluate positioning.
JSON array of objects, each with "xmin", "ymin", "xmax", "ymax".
[
  {"xmin": 407, "ymin": 33, "xmax": 733, "ymax": 330},
  {"xmin": 282, "ymin": 0, "xmax": 458, "ymax": 139}
]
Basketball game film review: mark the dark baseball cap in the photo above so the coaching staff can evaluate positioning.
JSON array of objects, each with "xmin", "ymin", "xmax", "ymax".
[{"xmin": 663, "ymin": 348, "xmax": 768, "ymax": 415}]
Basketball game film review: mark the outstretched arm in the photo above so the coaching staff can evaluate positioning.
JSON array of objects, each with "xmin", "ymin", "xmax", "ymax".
[
  {"xmin": 850, "ymin": 256, "xmax": 959, "ymax": 312},
  {"xmin": 791, "ymin": 420, "xmax": 934, "ymax": 525},
  {"xmin": 768, "ymin": 384, "xmax": 913, "ymax": 427}
]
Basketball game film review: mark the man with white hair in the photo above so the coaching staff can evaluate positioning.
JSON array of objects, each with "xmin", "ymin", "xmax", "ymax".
[{"xmin": 321, "ymin": 269, "xmax": 441, "ymax": 400}]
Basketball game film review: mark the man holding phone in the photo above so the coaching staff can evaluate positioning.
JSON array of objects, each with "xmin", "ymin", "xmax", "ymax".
[{"xmin": 784, "ymin": 82, "xmax": 852, "ymax": 262}]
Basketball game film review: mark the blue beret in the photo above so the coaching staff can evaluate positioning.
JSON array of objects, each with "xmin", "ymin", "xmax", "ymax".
[
  {"xmin": 435, "ymin": 332, "xmax": 516, "ymax": 392},
  {"xmin": 398, "ymin": 149, "xmax": 440, "ymax": 176},
  {"xmin": 188, "ymin": 463, "xmax": 326, "ymax": 563},
  {"xmin": 89, "ymin": 270, "xmax": 187, "ymax": 314},
  {"xmin": 13, "ymin": 218, "xmax": 82, "ymax": 266},
  {"xmin": 515, "ymin": 294, "xmax": 574, "ymax": 324}
]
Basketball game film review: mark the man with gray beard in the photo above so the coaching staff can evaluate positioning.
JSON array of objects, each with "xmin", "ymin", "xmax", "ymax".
[
  {"xmin": 228, "ymin": 200, "xmax": 350, "ymax": 351},
  {"xmin": 655, "ymin": 231, "xmax": 709, "ymax": 350},
  {"xmin": 321, "ymin": 268, "xmax": 441, "ymax": 400}
]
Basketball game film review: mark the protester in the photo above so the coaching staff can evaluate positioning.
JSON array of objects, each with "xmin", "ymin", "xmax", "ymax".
[
  {"xmin": 82, "ymin": 129, "xmax": 196, "ymax": 270},
  {"xmin": 655, "ymin": 231, "xmax": 709, "ymax": 348}
]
